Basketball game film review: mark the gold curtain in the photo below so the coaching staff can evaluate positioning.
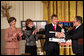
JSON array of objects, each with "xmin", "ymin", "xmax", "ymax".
[
  {"xmin": 42, "ymin": 1, "xmax": 83, "ymax": 55},
  {"xmin": 43, "ymin": 1, "xmax": 83, "ymax": 23}
]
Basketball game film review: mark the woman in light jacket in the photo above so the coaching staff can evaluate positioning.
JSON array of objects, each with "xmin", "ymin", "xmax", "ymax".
[{"xmin": 5, "ymin": 17, "xmax": 23, "ymax": 55}]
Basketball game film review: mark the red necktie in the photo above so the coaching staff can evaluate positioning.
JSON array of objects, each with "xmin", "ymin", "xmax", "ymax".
[{"xmin": 54, "ymin": 26, "xmax": 56, "ymax": 31}]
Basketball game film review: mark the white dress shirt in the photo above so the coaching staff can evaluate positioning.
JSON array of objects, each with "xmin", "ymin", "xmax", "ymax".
[
  {"xmin": 76, "ymin": 24, "xmax": 81, "ymax": 29},
  {"xmin": 52, "ymin": 23, "xmax": 56, "ymax": 29},
  {"xmin": 52, "ymin": 23, "xmax": 57, "ymax": 37}
]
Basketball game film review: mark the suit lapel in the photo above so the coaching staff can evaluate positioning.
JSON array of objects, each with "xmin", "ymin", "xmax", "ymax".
[
  {"xmin": 50, "ymin": 23, "xmax": 61, "ymax": 32},
  {"xmin": 51, "ymin": 23, "xmax": 55, "ymax": 31},
  {"xmin": 74, "ymin": 26, "xmax": 80, "ymax": 33},
  {"xmin": 56, "ymin": 25, "xmax": 58, "ymax": 31},
  {"xmin": 74, "ymin": 24, "xmax": 82, "ymax": 32},
  {"xmin": 51, "ymin": 23, "xmax": 59, "ymax": 31}
]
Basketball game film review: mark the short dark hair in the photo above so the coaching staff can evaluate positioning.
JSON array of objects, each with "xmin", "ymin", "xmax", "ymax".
[
  {"xmin": 51, "ymin": 14, "xmax": 57, "ymax": 19},
  {"xmin": 26, "ymin": 19, "xmax": 33, "ymax": 25},
  {"xmin": 76, "ymin": 16, "xmax": 82, "ymax": 23},
  {"xmin": 8, "ymin": 17, "xmax": 16, "ymax": 23}
]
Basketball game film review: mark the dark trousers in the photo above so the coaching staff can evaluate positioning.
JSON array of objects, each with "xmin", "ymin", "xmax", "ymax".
[
  {"xmin": 76, "ymin": 53, "xmax": 83, "ymax": 55},
  {"xmin": 75, "ymin": 52, "xmax": 83, "ymax": 55},
  {"xmin": 46, "ymin": 49, "xmax": 59, "ymax": 55},
  {"xmin": 46, "ymin": 44, "xmax": 59, "ymax": 55},
  {"xmin": 25, "ymin": 45, "xmax": 37, "ymax": 55}
]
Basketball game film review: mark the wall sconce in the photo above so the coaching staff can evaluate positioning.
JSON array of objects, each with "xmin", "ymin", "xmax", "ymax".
[{"xmin": 1, "ymin": 1, "xmax": 12, "ymax": 20}]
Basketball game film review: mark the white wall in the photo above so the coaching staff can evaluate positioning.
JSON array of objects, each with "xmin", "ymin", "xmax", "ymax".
[
  {"xmin": 1, "ymin": 1, "xmax": 43, "ymax": 29},
  {"xmin": 24, "ymin": 1, "xmax": 43, "ymax": 21}
]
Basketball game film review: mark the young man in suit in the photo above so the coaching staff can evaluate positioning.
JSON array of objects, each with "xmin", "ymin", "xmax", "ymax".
[
  {"xmin": 43, "ymin": 15, "xmax": 62, "ymax": 55},
  {"xmin": 59, "ymin": 16, "xmax": 83, "ymax": 55}
]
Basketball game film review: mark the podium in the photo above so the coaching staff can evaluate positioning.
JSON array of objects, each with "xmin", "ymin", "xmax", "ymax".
[
  {"xmin": 60, "ymin": 40, "xmax": 75, "ymax": 55},
  {"xmin": 49, "ymin": 38, "xmax": 75, "ymax": 55}
]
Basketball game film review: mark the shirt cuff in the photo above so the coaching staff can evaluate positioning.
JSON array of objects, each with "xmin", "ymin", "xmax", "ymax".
[
  {"xmin": 55, "ymin": 32, "xmax": 57, "ymax": 37},
  {"xmin": 63, "ymin": 33, "xmax": 65, "ymax": 38}
]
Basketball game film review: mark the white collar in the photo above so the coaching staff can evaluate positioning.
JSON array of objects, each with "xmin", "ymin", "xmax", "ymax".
[
  {"xmin": 52, "ymin": 23, "xmax": 56, "ymax": 27},
  {"xmin": 76, "ymin": 24, "xmax": 81, "ymax": 29}
]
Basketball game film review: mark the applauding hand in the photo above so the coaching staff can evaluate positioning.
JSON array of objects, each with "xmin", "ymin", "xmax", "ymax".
[
  {"xmin": 13, "ymin": 33, "xmax": 17, "ymax": 38},
  {"xmin": 18, "ymin": 32, "xmax": 23, "ymax": 37},
  {"xmin": 32, "ymin": 29, "xmax": 38, "ymax": 35}
]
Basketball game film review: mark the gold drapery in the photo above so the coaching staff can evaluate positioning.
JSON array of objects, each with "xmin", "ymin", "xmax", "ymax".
[
  {"xmin": 42, "ymin": 1, "xmax": 83, "ymax": 55},
  {"xmin": 42, "ymin": 1, "xmax": 83, "ymax": 23}
]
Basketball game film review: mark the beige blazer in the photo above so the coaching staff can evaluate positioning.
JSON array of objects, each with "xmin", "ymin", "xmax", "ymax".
[{"xmin": 5, "ymin": 27, "xmax": 22, "ymax": 48}]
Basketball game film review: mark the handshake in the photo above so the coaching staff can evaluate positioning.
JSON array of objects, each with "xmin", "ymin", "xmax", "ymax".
[
  {"xmin": 49, "ymin": 31, "xmax": 66, "ymax": 43},
  {"xmin": 56, "ymin": 32, "xmax": 65, "ymax": 38}
]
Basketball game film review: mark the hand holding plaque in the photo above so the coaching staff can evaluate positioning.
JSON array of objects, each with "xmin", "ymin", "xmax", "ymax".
[{"xmin": 56, "ymin": 32, "xmax": 65, "ymax": 38}]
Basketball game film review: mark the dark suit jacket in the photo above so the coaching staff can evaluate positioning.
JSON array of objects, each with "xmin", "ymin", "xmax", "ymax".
[
  {"xmin": 43, "ymin": 23, "xmax": 61, "ymax": 51},
  {"xmin": 65, "ymin": 24, "xmax": 83, "ymax": 54}
]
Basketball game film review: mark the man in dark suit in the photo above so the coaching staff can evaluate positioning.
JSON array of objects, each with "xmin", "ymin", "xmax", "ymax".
[
  {"xmin": 43, "ymin": 15, "xmax": 62, "ymax": 55},
  {"xmin": 59, "ymin": 16, "xmax": 83, "ymax": 55}
]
